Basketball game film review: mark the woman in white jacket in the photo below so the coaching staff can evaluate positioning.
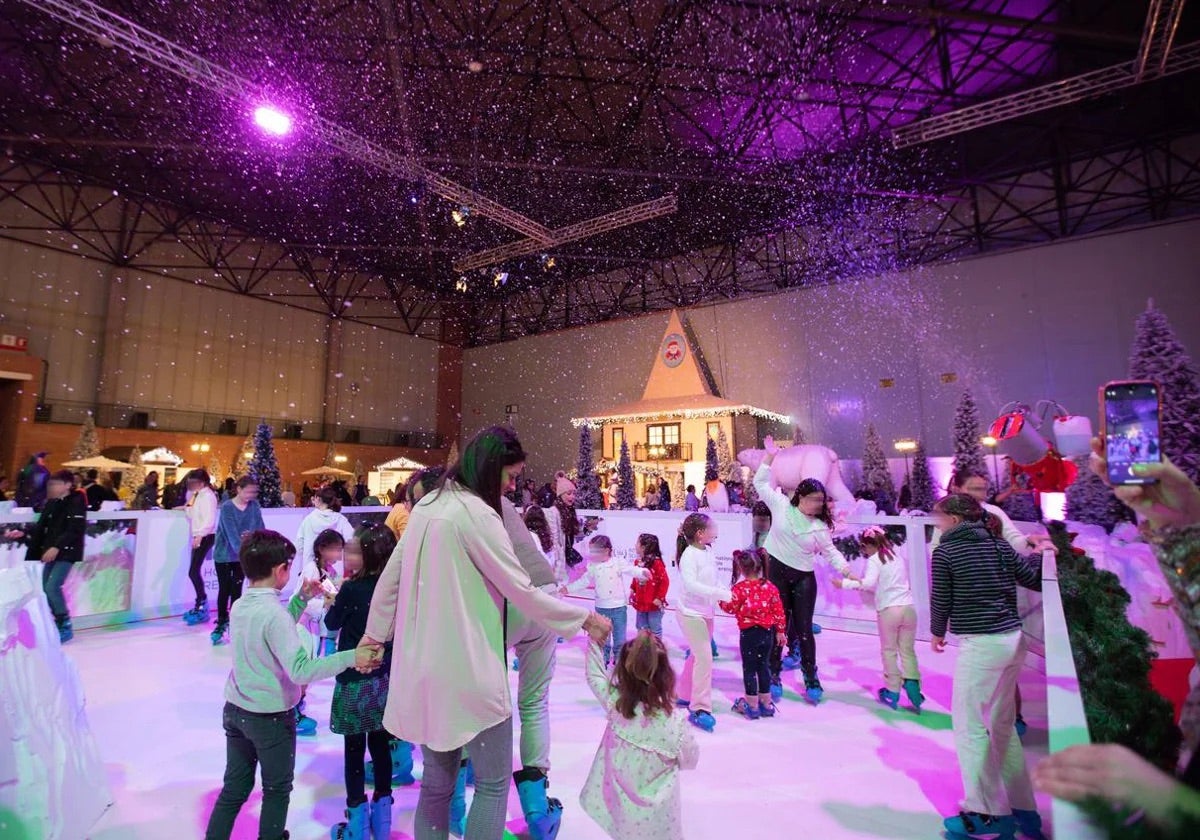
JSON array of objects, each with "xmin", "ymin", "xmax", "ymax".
[
  {"xmin": 295, "ymin": 486, "xmax": 355, "ymax": 582},
  {"xmin": 363, "ymin": 426, "xmax": 611, "ymax": 840},
  {"xmin": 182, "ymin": 469, "xmax": 218, "ymax": 625}
]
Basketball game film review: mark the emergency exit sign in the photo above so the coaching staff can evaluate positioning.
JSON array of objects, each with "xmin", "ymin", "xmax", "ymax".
[{"xmin": 0, "ymin": 334, "xmax": 28, "ymax": 351}]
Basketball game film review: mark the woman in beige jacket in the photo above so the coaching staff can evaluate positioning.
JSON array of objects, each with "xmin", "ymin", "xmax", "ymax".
[{"xmin": 363, "ymin": 426, "xmax": 610, "ymax": 840}]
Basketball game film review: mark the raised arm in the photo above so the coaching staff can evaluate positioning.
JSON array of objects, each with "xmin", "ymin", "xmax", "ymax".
[{"xmin": 585, "ymin": 639, "xmax": 616, "ymax": 710}]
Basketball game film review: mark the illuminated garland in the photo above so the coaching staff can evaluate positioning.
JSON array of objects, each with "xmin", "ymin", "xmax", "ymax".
[{"xmin": 571, "ymin": 405, "xmax": 791, "ymax": 428}]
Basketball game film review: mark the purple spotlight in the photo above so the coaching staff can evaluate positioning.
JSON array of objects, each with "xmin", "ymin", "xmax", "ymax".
[{"xmin": 253, "ymin": 106, "xmax": 292, "ymax": 136}]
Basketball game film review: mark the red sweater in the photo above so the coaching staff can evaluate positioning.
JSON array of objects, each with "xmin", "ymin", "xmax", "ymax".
[
  {"xmin": 719, "ymin": 578, "xmax": 786, "ymax": 632},
  {"xmin": 629, "ymin": 556, "xmax": 670, "ymax": 612}
]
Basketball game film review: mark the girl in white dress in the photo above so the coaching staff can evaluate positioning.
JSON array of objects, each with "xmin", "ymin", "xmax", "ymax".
[{"xmin": 581, "ymin": 630, "xmax": 699, "ymax": 840}]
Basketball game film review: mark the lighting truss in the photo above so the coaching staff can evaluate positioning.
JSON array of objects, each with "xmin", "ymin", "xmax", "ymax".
[
  {"xmin": 453, "ymin": 195, "xmax": 679, "ymax": 273},
  {"xmin": 1135, "ymin": 0, "xmax": 1189, "ymax": 81},
  {"xmin": 893, "ymin": 40, "xmax": 1200, "ymax": 148},
  {"xmin": 17, "ymin": 0, "xmax": 554, "ymax": 244}
]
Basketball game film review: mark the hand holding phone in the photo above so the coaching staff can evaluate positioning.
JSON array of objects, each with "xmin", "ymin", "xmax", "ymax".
[{"xmin": 1100, "ymin": 381, "xmax": 1162, "ymax": 486}]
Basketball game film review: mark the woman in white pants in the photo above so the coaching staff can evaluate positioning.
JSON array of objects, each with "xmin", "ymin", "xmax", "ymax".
[{"xmin": 930, "ymin": 493, "xmax": 1044, "ymax": 840}]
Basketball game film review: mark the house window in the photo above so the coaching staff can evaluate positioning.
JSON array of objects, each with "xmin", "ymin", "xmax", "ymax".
[
  {"xmin": 612, "ymin": 427, "xmax": 624, "ymax": 458},
  {"xmin": 707, "ymin": 421, "xmax": 720, "ymax": 439},
  {"xmin": 647, "ymin": 423, "xmax": 680, "ymax": 447}
]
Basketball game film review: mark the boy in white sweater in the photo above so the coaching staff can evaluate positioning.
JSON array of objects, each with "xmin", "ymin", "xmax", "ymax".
[{"xmin": 564, "ymin": 535, "xmax": 648, "ymax": 666}]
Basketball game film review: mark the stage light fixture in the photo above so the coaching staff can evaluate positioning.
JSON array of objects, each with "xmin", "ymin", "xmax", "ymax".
[
  {"xmin": 253, "ymin": 105, "xmax": 292, "ymax": 136},
  {"xmin": 455, "ymin": 276, "xmax": 469, "ymax": 293},
  {"xmin": 540, "ymin": 254, "xmax": 556, "ymax": 270},
  {"xmin": 493, "ymin": 271, "xmax": 508, "ymax": 288},
  {"xmin": 451, "ymin": 206, "xmax": 470, "ymax": 227}
]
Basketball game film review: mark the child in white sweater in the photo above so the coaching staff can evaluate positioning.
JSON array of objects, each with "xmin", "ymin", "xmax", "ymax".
[
  {"xmin": 565, "ymin": 534, "xmax": 648, "ymax": 666},
  {"xmin": 674, "ymin": 513, "xmax": 733, "ymax": 732}
]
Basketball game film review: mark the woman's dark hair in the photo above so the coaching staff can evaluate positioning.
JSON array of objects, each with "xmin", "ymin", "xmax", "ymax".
[
  {"xmin": 407, "ymin": 466, "xmax": 445, "ymax": 505},
  {"xmin": 443, "ymin": 426, "xmax": 526, "ymax": 515},
  {"xmin": 636, "ymin": 533, "xmax": 662, "ymax": 567},
  {"xmin": 686, "ymin": 484, "xmax": 695, "ymax": 494},
  {"xmin": 315, "ymin": 485, "xmax": 342, "ymax": 512},
  {"xmin": 312, "ymin": 528, "xmax": 345, "ymax": 571},
  {"xmin": 185, "ymin": 468, "xmax": 210, "ymax": 487},
  {"xmin": 354, "ymin": 521, "xmax": 396, "ymax": 578},
  {"xmin": 612, "ymin": 630, "xmax": 676, "ymax": 720},
  {"xmin": 790, "ymin": 478, "xmax": 833, "ymax": 527},
  {"xmin": 751, "ymin": 501, "xmax": 771, "ymax": 519},
  {"xmin": 235, "ymin": 475, "xmax": 258, "ymax": 490},
  {"xmin": 146, "ymin": 471, "xmax": 159, "ymax": 485},
  {"xmin": 731, "ymin": 547, "xmax": 767, "ymax": 585},
  {"xmin": 523, "ymin": 505, "xmax": 554, "ymax": 552},
  {"xmin": 589, "ymin": 534, "xmax": 612, "ymax": 552},
  {"xmin": 675, "ymin": 512, "xmax": 712, "ymax": 567},
  {"xmin": 952, "ymin": 468, "xmax": 989, "ymax": 492},
  {"xmin": 239, "ymin": 529, "xmax": 296, "ymax": 580},
  {"xmin": 224, "ymin": 477, "xmax": 235, "ymax": 491}
]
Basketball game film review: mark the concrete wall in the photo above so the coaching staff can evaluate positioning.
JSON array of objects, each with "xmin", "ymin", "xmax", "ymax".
[{"xmin": 463, "ymin": 218, "xmax": 1200, "ymax": 475}]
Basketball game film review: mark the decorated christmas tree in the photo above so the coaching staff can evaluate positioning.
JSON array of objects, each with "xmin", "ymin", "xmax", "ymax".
[
  {"xmin": 233, "ymin": 434, "xmax": 255, "ymax": 478},
  {"xmin": 669, "ymin": 472, "xmax": 685, "ymax": 511},
  {"xmin": 952, "ymin": 389, "xmax": 988, "ymax": 482},
  {"xmin": 324, "ymin": 440, "xmax": 338, "ymax": 467},
  {"xmin": 574, "ymin": 426, "xmax": 604, "ymax": 510},
  {"xmin": 124, "ymin": 446, "xmax": 147, "ymax": 499},
  {"xmin": 207, "ymin": 454, "xmax": 225, "ymax": 487},
  {"xmin": 704, "ymin": 437, "xmax": 718, "ymax": 483},
  {"xmin": 861, "ymin": 424, "xmax": 896, "ymax": 511},
  {"xmin": 909, "ymin": 440, "xmax": 937, "ymax": 512},
  {"xmin": 792, "ymin": 424, "xmax": 807, "ymax": 445},
  {"xmin": 1128, "ymin": 300, "xmax": 1200, "ymax": 484},
  {"xmin": 353, "ymin": 459, "xmax": 365, "ymax": 481},
  {"xmin": 715, "ymin": 426, "xmax": 735, "ymax": 480},
  {"xmin": 248, "ymin": 422, "xmax": 284, "ymax": 508},
  {"xmin": 616, "ymin": 439, "xmax": 636, "ymax": 510},
  {"xmin": 69, "ymin": 412, "xmax": 101, "ymax": 462},
  {"xmin": 1066, "ymin": 458, "xmax": 1130, "ymax": 532}
]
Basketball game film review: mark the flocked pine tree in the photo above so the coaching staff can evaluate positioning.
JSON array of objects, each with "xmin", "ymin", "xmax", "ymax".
[
  {"xmin": 616, "ymin": 439, "xmax": 636, "ymax": 510},
  {"xmin": 354, "ymin": 459, "xmax": 365, "ymax": 482},
  {"xmin": 1066, "ymin": 458, "xmax": 1130, "ymax": 532},
  {"xmin": 952, "ymin": 389, "xmax": 989, "ymax": 482},
  {"xmin": 124, "ymin": 446, "xmax": 146, "ymax": 499},
  {"xmin": 208, "ymin": 454, "xmax": 225, "ymax": 487},
  {"xmin": 704, "ymin": 436, "xmax": 719, "ymax": 483},
  {"xmin": 1129, "ymin": 300, "xmax": 1200, "ymax": 484},
  {"xmin": 324, "ymin": 441, "xmax": 338, "ymax": 467},
  {"xmin": 69, "ymin": 412, "xmax": 101, "ymax": 462},
  {"xmin": 248, "ymin": 422, "xmax": 284, "ymax": 508},
  {"xmin": 446, "ymin": 440, "xmax": 459, "ymax": 468},
  {"xmin": 909, "ymin": 440, "xmax": 937, "ymax": 512},
  {"xmin": 574, "ymin": 426, "xmax": 604, "ymax": 510},
  {"xmin": 234, "ymin": 434, "xmax": 255, "ymax": 478},
  {"xmin": 715, "ymin": 426, "xmax": 735, "ymax": 480},
  {"xmin": 861, "ymin": 424, "xmax": 896, "ymax": 510}
]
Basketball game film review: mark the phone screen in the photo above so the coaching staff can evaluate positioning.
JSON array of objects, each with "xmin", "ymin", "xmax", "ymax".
[{"xmin": 1104, "ymin": 382, "xmax": 1161, "ymax": 485}]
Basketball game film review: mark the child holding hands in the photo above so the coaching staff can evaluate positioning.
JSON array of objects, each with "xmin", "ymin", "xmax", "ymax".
[
  {"xmin": 719, "ymin": 548, "xmax": 787, "ymax": 720},
  {"xmin": 629, "ymin": 532, "xmax": 670, "ymax": 639}
]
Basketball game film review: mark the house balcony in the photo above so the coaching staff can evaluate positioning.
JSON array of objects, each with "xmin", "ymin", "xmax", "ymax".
[{"xmin": 633, "ymin": 443, "xmax": 693, "ymax": 462}]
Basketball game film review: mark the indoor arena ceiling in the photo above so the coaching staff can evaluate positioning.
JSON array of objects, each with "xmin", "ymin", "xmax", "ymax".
[{"xmin": 1, "ymin": 0, "xmax": 1199, "ymax": 345}]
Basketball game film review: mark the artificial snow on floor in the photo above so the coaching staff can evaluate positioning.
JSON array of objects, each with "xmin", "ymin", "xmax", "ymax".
[{"xmin": 77, "ymin": 610, "xmax": 1051, "ymax": 840}]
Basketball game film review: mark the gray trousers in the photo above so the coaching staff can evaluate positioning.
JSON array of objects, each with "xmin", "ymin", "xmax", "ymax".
[{"xmin": 506, "ymin": 596, "xmax": 558, "ymax": 772}]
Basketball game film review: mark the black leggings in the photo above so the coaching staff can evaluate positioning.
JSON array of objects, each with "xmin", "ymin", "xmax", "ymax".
[
  {"xmin": 768, "ymin": 561, "xmax": 818, "ymax": 679},
  {"xmin": 345, "ymin": 729, "xmax": 393, "ymax": 807},
  {"xmin": 739, "ymin": 626, "xmax": 773, "ymax": 696},
  {"xmin": 215, "ymin": 562, "xmax": 245, "ymax": 624},
  {"xmin": 189, "ymin": 534, "xmax": 215, "ymax": 603}
]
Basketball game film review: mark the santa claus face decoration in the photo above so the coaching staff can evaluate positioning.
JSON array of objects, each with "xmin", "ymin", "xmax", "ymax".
[{"xmin": 662, "ymin": 333, "xmax": 686, "ymax": 368}]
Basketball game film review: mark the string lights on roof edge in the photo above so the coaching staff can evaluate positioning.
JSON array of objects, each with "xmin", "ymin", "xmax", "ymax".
[{"xmin": 570, "ymin": 406, "xmax": 791, "ymax": 428}]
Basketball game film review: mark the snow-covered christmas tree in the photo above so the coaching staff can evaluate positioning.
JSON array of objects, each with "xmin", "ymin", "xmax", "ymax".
[
  {"xmin": 861, "ymin": 424, "xmax": 896, "ymax": 510},
  {"xmin": 715, "ymin": 427, "xmax": 735, "ymax": 480},
  {"xmin": 446, "ymin": 440, "xmax": 459, "ymax": 468},
  {"xmin": 123, "ymin": 446, "xmax": 146, "ymax": 499},
  {"xmin": 353, "ymin": 459, "xmax": 365, "ymax": 481},
  {"xmin": 69, "ymin": 413, "xmax": 101, "ymax": 462},
  {"xmin": 909, "ymin": 440, "xmax": 936, "ymax": 512},
  {"xmin": 952, "ymin": 389, "xmax": 988, "ymax": 483},
  {"xmin": 616, "ymin": 439, "xmax": 636, "ymax": 510},
  {"xmin": 324, "ymin": 441, "xmax": 337, "ymax": 467},
  {"xmin": 574, "ymin": 426, "xmax": 604, "ymax": 510},
  {"xmin": 1128, "ymin": 300, "xmax": 1200, "ymax": 484},
  {"xmin": 1066, "ymin": 458, "xmax": 1130, "ymax": 532},
  {"xmin": 208, "ymin": 454, "xmax": 225, "ymax": 486},
  {"xmin": 704, "ymin": 437, "xmax": 718, "ymax": 483},
  {"xmin": 234, "ymin": 434, "xmax": 255, "ymax": 478},
  {"xmin": 248, "ymin": 422, "xmax": 284, "ymax": 508}
]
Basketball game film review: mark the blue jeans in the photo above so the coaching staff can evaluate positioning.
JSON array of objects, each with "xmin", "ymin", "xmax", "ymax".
[
  {"xmin": 42, "ymin": 560, "xmax": 73, "ymax": 621},
  {"xmin": 635, "ymin": 609, "xmax": 664, "ymax": 639},
  {"xmin": 597, "ymin": 606, "xmax": 627, "ymax": 664}
]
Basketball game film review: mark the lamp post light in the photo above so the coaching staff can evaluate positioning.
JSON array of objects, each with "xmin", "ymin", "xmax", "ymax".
[
  {"xmin": 981, "ymin": 435, "xmax": 1000, "ymax": 488},
  {"xmin": 894, "ymin": 438, "xmax": 917, "ymax": 485}
]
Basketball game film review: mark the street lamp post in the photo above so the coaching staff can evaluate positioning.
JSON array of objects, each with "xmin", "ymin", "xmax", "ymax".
[
  {"xmin": 981, "ymin": 435, "xmax": 1000, "ymax": 488},
  {"xmin": 894, "ymin": 438, "xmax": 917, "ymax": 486}
]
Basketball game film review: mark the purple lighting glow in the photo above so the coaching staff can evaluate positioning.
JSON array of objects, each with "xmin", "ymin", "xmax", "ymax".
[{"xmin": 253, "ymin": 106, "xmax": 292, "ymax": 136}]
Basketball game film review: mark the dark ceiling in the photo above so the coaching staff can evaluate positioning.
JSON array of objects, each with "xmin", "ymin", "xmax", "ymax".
[{"xmin": 1, "ymin": 0, "xmax": 1198, "ymax": 344}]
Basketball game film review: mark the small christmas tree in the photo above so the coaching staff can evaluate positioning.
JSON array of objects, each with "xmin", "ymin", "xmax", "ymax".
[
  {"xmin": 1129, "ymin": 300, "xmax": 1200, "ymax": 484},
  {"xmin": 1066, "ymin": 458, "xmax": 1130, "ymax": 532},
  {"xmin": 234, "ymin": 434, "xmax": 254, "ymax": 478},
  {"xmin": 704, "ymin": 437, "xmax": 718, "ymax": 483},
  {"xmin": 207, "ymin": 454, "xmax": 225, "ymax": 487},
  {"xmin": 952, "ymin": 389, "xmax": 988, "ymax": 482},
  {"xmin": 574, "ymin": 426, "xmax": 604, "ymax": 510},
  {"xmin": 909, "ymin": 440, "xmax": 937, "ymax": 512},
  {"xmin": 715, "ymin": 426, "xmax": 734, "ymax": 481},
  {"xmin": 669, "ymin": 472, "xmax": 685, "ymax": 511},
  {"xmin": 69, "ymin": 412, "xmax": 101, "ymax": 462},
  {"xmin": 324, "ymin": 441, "xmax": 337, "ymax": 467},
  {"xmin": 248, "ymin": 422, "xmax": 284, "ymax": 508},
  {"xmin": 353, "ymin": 459, "xmax": 365, "ymax": 483},
  {"xmin": 616, "ymin": 439, "xmax": 636, "ymax": 510},
  {"xmin": 792, "ymin": 424, "xmax": 807, "ymax": 445},
  {"xmin": 861, "ymin": 424, "xmax": 896, "ymax": 510},
  {"xmin": 124, "ymin": 446, "xmax": 146, "ymax": 496},
  {"xmin": 446, "ymin": 440, "xmax": 459, "ymax": 468}
]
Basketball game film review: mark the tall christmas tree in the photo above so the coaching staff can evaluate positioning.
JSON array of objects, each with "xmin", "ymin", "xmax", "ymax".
[
  {"xmin": 574, "ymin": 426, "xmax": 604, "ymax": 510},
  {"xmin": 715, "ymin": 426, "xmax": 735, "ymax": 480},
  {"xmin": 69, "ymin": 413, "xmax": 101, "ymax": 462},
  {"xmin": 1129, "ymin": 300, "xmax": 1200, "ymax": 484},
  {"xmin": 353, "ymin": 458, "xmax": 365, "ymax": 481},
  {"xmin": 324, "ymin": 441, "xmax": 338, "ymax": 467},
  {"xmin": 861, "ymin": 424, "xmax": 896, "ymax": 510},
  {"xmin": 234, "ymin": 433, "xmax": 255, "ymax": 478},
  {"xmin": 952, "ymin": 389, "xmax": 988, "ymax": 482},
  {"xmin": 792, "ymin": 424, "xmax": 807, "ymax": 445},
  {"xmin": 207, "ymin": 454, "xmax": 225, "ymax": 487},
  {"xmin": 616, "ymin": 439, "xmax": 636, "ymax": 510},
  {"xmin": 704, "ymin": 437, "xmax": 718, "ymax": 483},
  {"xmin": 248, "ymin": 422, "xmax": 284, "ymax": 508},
  {"xmin": 909, "ymin": 440, "xmax": 937, "ymax": 512},
  {"xmin": 1066, "ymin": 458, "xmax": 1130, "ymax": 532},
  {"xmin": 124, "ymin": 446, "xmax": 147, "ymax": 497}
]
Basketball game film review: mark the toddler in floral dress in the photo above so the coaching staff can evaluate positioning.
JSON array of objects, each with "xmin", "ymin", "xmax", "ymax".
[{"xmin": 580, "ymin": 630, "xmax": 699, "ymax": 840}]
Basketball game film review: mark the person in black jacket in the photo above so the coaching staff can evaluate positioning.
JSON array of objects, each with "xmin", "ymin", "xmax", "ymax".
[
  {"xmin": 82, "ymin": 469, "xmax": 119, "ymax": 511},
  {"xmin": 4, "ymin": 469, "xmax": 88, "ymax": 642},
  {"xmin": 15, "ymin": 451, "xmax": 50, "ymax": 511}
]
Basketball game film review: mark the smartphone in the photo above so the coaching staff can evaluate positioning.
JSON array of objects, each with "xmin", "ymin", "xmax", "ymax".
[{"xmin": 1100, "ymin": 380, "xmax": 1162, "ymax": 485}]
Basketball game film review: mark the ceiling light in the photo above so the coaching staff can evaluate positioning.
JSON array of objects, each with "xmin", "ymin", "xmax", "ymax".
[
  {"xmin": 451, "ymin": 206, "xmax": 470, "ymax": 227},
  {"xmin": 467, "ymin": 59, "xmax": 484, "ymax": 73},
  {"xmin": 540, "ymin": 254, "xmax": 556, "ymax": 270},
  {"xmin": 493, "ymin": 271, "xmax": 508, "ymax": 288},
  {"xmin": 253, "ymin": 105, "xmax": 292, "ymax": 136},
  {"xmin": 455, "ymin": 276, "xmax": 469, "ymax": 293}
]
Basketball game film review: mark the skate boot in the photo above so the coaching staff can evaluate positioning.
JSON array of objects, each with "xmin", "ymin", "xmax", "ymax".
[
  {"xmin": 877, "ymin": 688, "xmax": 900, "ymax": 710},
  {"xmin": 390, "ymin": 740, "xmax": 415, "ymax": 785},
  {"xmin": 512, "ymin": 656, "xmax": 520, "ymax": 671},
  {"xmin": 687, "ymin": 710, "xmax": 716, "ymax": 732},
  {"xmin": 943, "ymin": 811, "xmax": 1016, "ymax": 839},
  {"xmin": 803, "ymin": 673, "xmax": 823, "ymax": 705},
  {"xmin": 449, "ymin": 761, "xmax": 469, "ymax": 837},
  {"xmin": 329, "ymin": 801, "xmax": 369, "ymax": 840},
  {"xmin": 902, "ymin": 678, "xmax": 925, "ymax": 713},
  {"xmin": 295, "ymin": 699, "xmax": 317, "ymax": 736},
  {"xmin": 1015, "ymin": 715, "xmax": 1028, "ymax": 738},
  {"xmin": 1012, "ymin": 809, "xmax": 1045, "ymax": 840},
  {"xmin": 184, "ymin": 599, "xmax": 209, "ymax": 625},
  {"xmin": 710, "ymin": 637, "xmax": 719, "ymax": 658},
  {"xmin": 56, "ymin": 616, "xmax": 74, "ymax": 644},
  {"xmin": 369, "ymin": 795, "xmax": 393, "ymax": 840},
  {"xmin": 769, "ymin": 677, "xmax": 783, "ymax": 702},
  {"xmin": 514, "ymin": 768, "xmax": 563, "ymax": 840},
  {"xmin": 732, "ymin": 698, "xmax": 760, "ymax": 719},
  {"xmin": 210, "ymin": 620, "xmax": 228, "ymax": 645},
  {"xmin": 781, "ymin": 652, "xmax": 802, "ymax": 670},
  {"xmin": 811, "ymin": 622, "xmax": 822, "ymax": 634}
]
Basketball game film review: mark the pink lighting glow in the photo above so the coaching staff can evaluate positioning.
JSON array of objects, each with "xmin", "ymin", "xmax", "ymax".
[{"xmin": 253, "ymin": 105, "xmax": 292, "ymax": 136}]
